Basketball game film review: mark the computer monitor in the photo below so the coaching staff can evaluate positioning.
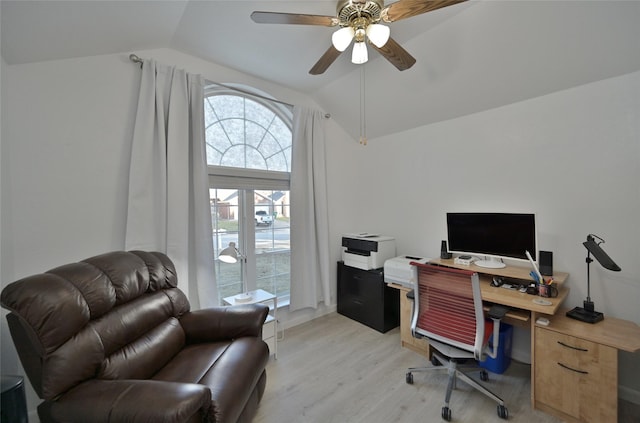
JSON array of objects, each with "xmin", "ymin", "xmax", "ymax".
[{"xmin": 446, "ymin": 212, "xmax": 538, "ymax": 269}]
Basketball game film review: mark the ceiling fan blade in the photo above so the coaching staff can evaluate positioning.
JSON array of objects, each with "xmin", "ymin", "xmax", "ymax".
[
  {"xmin": 251, "ymin": 11, "xmax": 338, "ymax": 27},
  {"xmin": 309, "ymin": 45, "xmax": 343, "ymax": 75},
  {"xmin": 382, "ymin": 0, "xmax": 467, "ymax": 23},
  {"xmin": 371, "ymin": 37, "xmax": 416, "ymax": 71}
]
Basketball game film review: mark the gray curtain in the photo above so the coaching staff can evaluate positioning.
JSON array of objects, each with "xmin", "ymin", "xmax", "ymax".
[
  {"xmin": 289, "ymin": 106, "xmax": 331, "ymax": 311},
  {"xmin": 125, "ymin": 59, "xmax": 217, "ymax": 309}
]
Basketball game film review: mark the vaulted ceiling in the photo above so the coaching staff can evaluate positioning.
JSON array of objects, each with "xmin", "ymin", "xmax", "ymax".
[{"xmin": 2, "ymin": 1, "xmax": 640, "ymax": 140}]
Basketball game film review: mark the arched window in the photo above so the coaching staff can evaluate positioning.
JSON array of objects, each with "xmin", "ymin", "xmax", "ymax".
[
  {"xmin": 205, "ymin": 93, "xmax": 292, "ymax": 171},
  {"xmin": 204, "ymin": 87, "xmax": 292, "ymax": 306}
]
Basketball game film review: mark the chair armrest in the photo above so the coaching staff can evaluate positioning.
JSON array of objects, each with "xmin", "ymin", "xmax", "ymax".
[
  {"xmin": 488, "ymin": 304, "xmax": 509, "ymax": 320},
  {"xmin": 485, "ymin": 305, "xmax": 508, "ymax": 360},
  {"xmin": 180, "ymin": 304, "xmax": 269, "ymax": 343},
  {"xmin": 38, "ymin": 379, "xmax": 211, "ymax": 423}
]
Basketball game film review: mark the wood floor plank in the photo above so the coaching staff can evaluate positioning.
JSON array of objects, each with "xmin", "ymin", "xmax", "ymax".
[{"xmin": 254, "ymin": 312, "xmax": 562, "ymax": 423}]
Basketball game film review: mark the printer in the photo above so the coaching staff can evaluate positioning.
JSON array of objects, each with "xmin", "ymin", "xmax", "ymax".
[
  {"xmin": 341, "ymin": 234, "xmax": 396, "ymax": 270},
  {"xmin": 384, "ymin": 255, "xmax": 430, "ymax": 288}
]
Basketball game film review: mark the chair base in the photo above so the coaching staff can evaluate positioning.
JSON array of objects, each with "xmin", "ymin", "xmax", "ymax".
[{"xmin": 406, "ymin": 351, "xmax": 508, "ymax": 421}]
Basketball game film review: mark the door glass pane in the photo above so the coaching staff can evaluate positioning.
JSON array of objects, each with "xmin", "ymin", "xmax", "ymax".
[
  {"xmin": 254, "ymin": 190, "xmax": 290, "ymax": 299},
  {"xmin": 211, "ymin": 188, "xmax": 291, "ymax": 305},
  {"xmin": 211, "ymin": 188, "xmax": 243, "ymax": 303}
]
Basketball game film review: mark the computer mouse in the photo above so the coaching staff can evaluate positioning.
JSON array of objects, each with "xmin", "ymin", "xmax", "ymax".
[{"xmin": 491, "ymin": 276, "xmax": 504, "ymax": 287}]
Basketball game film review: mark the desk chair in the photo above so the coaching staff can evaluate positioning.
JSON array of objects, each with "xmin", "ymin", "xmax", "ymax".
[{"xmin": 406, "ymin": 264, "xmax": 508, "ymax": 421}]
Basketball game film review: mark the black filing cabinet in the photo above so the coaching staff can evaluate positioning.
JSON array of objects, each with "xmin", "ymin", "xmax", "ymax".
[
  {"xmin": 337, "ymin": 261, "xmax": 399, "ymax": 333},
  {"xmin": 1, "ymin": 376, "xmax": 28, "ymax": 423}
]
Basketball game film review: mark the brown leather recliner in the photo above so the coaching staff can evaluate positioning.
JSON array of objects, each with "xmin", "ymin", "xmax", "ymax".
[{"xmin": 1, "ymin": 251, "xmax": 270, "ymax": 423}]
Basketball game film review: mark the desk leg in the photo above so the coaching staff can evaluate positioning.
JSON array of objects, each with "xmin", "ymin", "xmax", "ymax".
[
  {"xmin": 530, "ymin": 311, "xmax": 538, "ymax": 409},
  {"xmin": 398, "ymin": 286, "xmax": 430, "ymax": 357},
  {"xmin": 273, "ymin": 297, "xmax": 278, "ymax": 359}
]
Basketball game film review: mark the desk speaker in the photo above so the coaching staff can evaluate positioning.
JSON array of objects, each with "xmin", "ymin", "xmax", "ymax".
[
  {"xmin": 440, "ymin": 240, "xmax": 452, "ymax": 260},
  {"xmin": 539, "ymin": 251, "xmax": 553, "ymax": 276}
]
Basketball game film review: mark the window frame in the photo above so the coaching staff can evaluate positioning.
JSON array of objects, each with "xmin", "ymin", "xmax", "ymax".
[{"xmin": 204, "ymin": 86, "xmax": 293, "ymax": 306}]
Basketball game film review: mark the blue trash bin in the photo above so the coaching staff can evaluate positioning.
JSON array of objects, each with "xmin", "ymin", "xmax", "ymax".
[{"xmin": 480, "ymin": 323, "xmax": 513, "ymax": 374}]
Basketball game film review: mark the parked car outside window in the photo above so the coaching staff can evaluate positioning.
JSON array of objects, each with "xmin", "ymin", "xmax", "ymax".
[{"xmin": 255, "ymin": 210, "xmax": 273, "ymax": 226}]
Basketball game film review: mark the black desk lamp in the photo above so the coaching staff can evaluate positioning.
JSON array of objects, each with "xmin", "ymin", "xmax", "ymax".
[{"xmin": 566, "ymin": 234, "xmax": 621, "ymax": 323}]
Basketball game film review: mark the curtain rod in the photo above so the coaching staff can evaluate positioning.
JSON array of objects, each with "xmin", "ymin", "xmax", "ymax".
[
  {"xmin": 128, "ymin": 54, "xmax": 330, "ymax": 118},
  {"xmin": 207, "ymin": 81, "xmax": 294, "ymax": 110}
]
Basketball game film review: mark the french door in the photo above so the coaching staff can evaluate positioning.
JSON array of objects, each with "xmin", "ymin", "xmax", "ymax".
[{"xmin": 211, "ymin": 188, "xmax": 290, "ymax": 305}]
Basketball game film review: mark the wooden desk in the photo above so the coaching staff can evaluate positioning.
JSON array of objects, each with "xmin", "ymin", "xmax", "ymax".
[
  {"xmin": 533, "ymin": 310, "xmax": 640, "ymax": 423},
  {"xmin": 393, "ymin": 284, "xmax": 430, "ymax": 356},
  {"xmin": 430, "ymin": 258, "xmax": 569, "ymax": 310},
  {"xmin": 429, "ymin": 257, "xmax": 569, "ymax": 283},
  {"xmin": 390, "ymin": 259, "xmax": 640, "ymax": 421},
  {"xmin": 389, "ymin": 258, "xmax": 568, "ymax": 351},
  {"xmin": 388, "ymin": 259, "xmax": 571, "ymax": 408}
]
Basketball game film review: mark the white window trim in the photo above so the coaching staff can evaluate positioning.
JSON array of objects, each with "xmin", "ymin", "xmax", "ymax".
[{"xmin": 208, "ymin": 165, "xmax": 290, "ymax": 190}]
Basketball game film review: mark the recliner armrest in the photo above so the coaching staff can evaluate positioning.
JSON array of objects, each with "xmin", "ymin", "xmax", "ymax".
[
  {"xmin": 180, "ymin": 304, "xmax": 269, "ymax": 343},
  {"xmin": 38, "ymin": 379, "xmax": 211, "ymax": 423}
]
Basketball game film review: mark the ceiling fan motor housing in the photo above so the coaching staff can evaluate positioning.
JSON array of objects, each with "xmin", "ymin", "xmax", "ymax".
[{"xmin": 337, "ymin": 0, "xmax": 384, "ymax": 27}]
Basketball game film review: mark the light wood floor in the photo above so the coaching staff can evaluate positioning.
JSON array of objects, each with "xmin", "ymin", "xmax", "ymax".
[{"xmin": 254, "ymin": 312, "xmax": 563, "ymax": 423}]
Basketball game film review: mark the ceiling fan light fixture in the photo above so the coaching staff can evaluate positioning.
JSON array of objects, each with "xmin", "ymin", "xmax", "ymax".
[
  {"xmin": 253, "ymin": 0, "xmax": 464, "ymax": 75},
  {"xmin": 352, "ymin": 41, "xmax": 368, "ymax": 64},
  {"xmin": 332, "ymin": 26, "xmax": 355, "ymax": 52},
  {"xmin": 366, "ymin": 23, "xmax": 390, "ymax": 48}
]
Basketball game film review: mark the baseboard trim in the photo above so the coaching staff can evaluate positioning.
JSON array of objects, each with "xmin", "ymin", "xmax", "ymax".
[
  {"xmin": 620, "ymin": 385, "xmax": 640, "ymax": 405},
  {"xmin": 278, "ymin": 304, "xmax": 337, "ymax": 331}
]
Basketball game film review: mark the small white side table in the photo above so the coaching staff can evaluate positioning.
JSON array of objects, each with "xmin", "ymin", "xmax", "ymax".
[{"xmin": 223, "ymin": 289, "xmax": 277, "ymax": 358}]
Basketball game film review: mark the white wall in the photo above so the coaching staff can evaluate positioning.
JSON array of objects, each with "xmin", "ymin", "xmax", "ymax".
[
  {"xmin": 324, "ymin": 70, "xmax": 640, "ymax": 397},
  {"xmin": 1, "ymin": 51, "xmax": 141, "ymax": 421}
]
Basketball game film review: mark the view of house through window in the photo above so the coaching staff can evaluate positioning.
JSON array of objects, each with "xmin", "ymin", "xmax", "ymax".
[{"xmin": 204, "ymin": 88, "xmax": 292, "ymax": 306}]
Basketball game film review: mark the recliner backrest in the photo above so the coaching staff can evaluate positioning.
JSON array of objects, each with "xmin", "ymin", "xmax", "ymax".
[{"xmin": 1, "ymin": 251, "xmax": 190, "ymax": 400}]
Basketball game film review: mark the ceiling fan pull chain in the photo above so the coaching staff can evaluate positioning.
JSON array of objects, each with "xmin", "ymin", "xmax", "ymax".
[{"xmin": 359, "ymin": 65, "xmax": 367, "ymax": 146}]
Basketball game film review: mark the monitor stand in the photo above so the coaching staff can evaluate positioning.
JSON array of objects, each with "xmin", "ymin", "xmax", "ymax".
[{"xmin": 475, "ymin": 259, "xmax": 506, "ymax": 269}]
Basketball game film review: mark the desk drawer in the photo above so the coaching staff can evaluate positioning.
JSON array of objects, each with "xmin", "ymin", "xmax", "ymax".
[{"xmin": 535, "ymin": 327, "xmax": 616, "ymax": 422}]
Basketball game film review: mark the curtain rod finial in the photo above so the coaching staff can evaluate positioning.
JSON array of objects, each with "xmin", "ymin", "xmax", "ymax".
[{"xmin": 129, "ymin": 54, "xmax": 143, "ymax": 65}]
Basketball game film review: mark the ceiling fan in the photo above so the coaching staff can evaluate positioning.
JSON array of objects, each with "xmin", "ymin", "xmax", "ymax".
[{"xmin": 251, "ymin": 0, "xmax": 467, "ymax": 75}]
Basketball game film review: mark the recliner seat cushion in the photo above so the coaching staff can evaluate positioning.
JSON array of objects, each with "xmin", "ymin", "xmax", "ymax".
[{"xmin": 153, "ymin": 338, "xmax": 269, "ymax": 422}]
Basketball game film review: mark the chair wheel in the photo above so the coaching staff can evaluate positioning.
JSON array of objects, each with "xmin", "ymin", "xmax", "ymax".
[
  {"xmin": 441, "ymin": 406, "xmax": 452, "ymax": 421},
  {"xmin": 406, "ymin": 372, "xmax": 413, "ymax": 384},
  {"xmin": 497, "ymin": 404, "xmax": 509, "ymax": 419},
  {"xmin": 480, "ymin": 370, "xmax": 489, "ymax": 381}
]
